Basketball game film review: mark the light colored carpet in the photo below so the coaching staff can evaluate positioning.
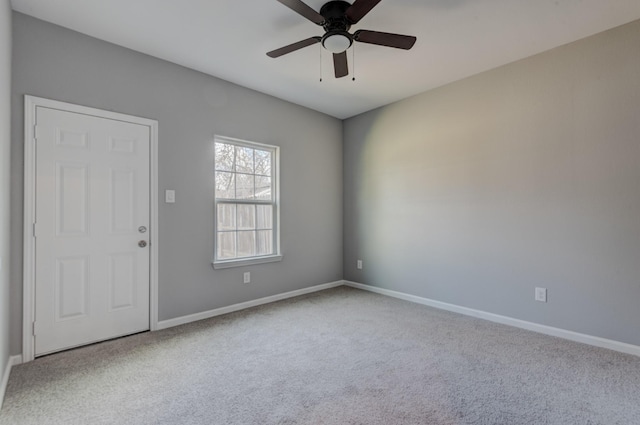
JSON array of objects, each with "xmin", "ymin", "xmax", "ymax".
[{"xmin": 2, "ymin": 286, "xmax": 639, "ymax": 424}]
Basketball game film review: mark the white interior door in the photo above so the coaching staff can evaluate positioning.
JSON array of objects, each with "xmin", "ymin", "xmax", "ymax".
[{"xmin": 34, "ymin": 106, "xmax": 151, "ymax": 356}]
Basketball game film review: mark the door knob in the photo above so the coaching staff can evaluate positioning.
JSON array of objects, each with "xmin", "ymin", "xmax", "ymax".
[{"xmin": 138, "ymin": 240, "xmax": 147, "ymax": 248}]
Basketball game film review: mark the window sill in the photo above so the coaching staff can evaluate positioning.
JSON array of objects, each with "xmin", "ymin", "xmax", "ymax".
[{"xmin": 212, "ymin": 255, "xmax": 283, "ymax": 269}]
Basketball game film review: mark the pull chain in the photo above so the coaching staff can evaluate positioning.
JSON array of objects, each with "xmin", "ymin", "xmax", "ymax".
[
  {"xmin": 319, "ymin": 45, "xmax": 323, "ymax": 82},
  {"xmin": 352, "ymin": 43, "xmax": 356, "ymax": 81}
]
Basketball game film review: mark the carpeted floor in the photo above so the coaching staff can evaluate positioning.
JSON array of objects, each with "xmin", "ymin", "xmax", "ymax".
[{"xmin": 1, "ymin": 286, "xmax": 639, "ymax": 424}]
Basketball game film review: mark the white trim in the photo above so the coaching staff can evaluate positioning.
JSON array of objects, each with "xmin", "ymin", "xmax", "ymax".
[
  {"xmin": 22, "ymin": 97, "xmax": 36, "ymax": 362},
  {"xmin": 344, "ymin": 281, "xmax": 640, "ymax": 358},
  {"xmin": 22, "ymin": 95, "xmax": 159, "ymax": 362},
  {"xmin": 212, "ymin": 254, "xmax": 283, "ymax": 269},
  {"xmin": 1, "ymin": 355, "xmax": 22, "ymax": 410},
  {"xmin": 157, "ymin": 280, "xmax": 344, "ymax": 330},
  {"xmin": 149, "ymin": 118, "xmax": 159, "ymax": 331}
]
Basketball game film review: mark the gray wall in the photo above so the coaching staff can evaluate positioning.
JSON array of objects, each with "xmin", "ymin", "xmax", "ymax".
[
  {"xmin": 0, "ymin": 0, "xmax": 11, "ymax": 378},
  {"xmin": 344, "ymin": 19, "xmax": 640, "ymax": 346},
  {"xmin": 10, "ymin": 13, "xmax": 343, "ymax": 355}
]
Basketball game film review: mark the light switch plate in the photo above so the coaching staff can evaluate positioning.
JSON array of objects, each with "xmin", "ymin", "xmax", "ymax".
[
  {"xmin": 165, "ymin": 190, "xmax": 175, "ymax": 203},
  {"xmin": 535, "ymin": 287, "xmax": 547, "ymax": 303}
]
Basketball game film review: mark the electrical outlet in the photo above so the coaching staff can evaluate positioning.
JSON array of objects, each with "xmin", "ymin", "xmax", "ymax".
[
  {"xmin": 243, "ymin": 272, "xmax": 251, "ymax": 284},
  {"xmin": 535, "ymin": 287, "xmax": 547, "ymax": 303},
  {"xmin": 165, "ymin": 190, "xmax": 175, "ymax": 203},
  {"xmin": 357, "ymin": 260, "xmax": 363, "ymax": 270}
]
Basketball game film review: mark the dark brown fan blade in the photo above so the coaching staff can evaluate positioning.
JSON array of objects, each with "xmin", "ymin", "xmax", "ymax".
[
  {"xmin": 267, "ymin": 37, "xmax": 321, "ymax": 58},
  {"xmin": 276, "ymin": 0, "xmax": 325, "ymax": 25},
  {"xmin": 333, "ymin": 52, "xmax": 349, "ymax": 78},
  {"xmin": 354, "ymin": 30, "xmax": 417, "ymax": 50},
  {"xmin": 345, "ymin": 0, "xmax": 382, "ymax": 24}
]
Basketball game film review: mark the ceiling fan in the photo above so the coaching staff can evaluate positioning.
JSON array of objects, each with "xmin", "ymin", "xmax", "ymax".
[{"xmin": 267, "ymin": 0, "xmax": 417, "ymax": 78}]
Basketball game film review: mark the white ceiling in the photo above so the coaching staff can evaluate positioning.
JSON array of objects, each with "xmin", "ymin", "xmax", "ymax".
[{"xmin": 11, "ymin": 0, "xmax": 640, "ymax": 119}]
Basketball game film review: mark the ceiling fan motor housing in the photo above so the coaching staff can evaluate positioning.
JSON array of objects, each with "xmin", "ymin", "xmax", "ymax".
[{"xmin": 320, "ymin": 1, "xmax": 353, "ymax": 52}]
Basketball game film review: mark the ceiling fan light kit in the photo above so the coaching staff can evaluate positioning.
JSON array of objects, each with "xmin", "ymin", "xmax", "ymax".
[
  {"xmin": 322, "ymin": 31, "xmax": 352, "ymax": 54},
  {"xmin": 268, "ymin": 0, "xmax": 416, "ymax": 79}
]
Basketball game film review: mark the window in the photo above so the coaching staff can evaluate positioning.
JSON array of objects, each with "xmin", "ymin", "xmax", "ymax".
[{"xmin": 213, "ymin": 136, "xmax": 281, "ymax": 268}]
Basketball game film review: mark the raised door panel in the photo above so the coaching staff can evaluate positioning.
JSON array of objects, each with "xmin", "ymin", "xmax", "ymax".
[
  {"xmin": 55, "ymin": 256, "xmax": 89, "ymax": 320},
  {"xmin": 56, "ymin": 162, "xmax": 89, "ymax": 237},
  {"xmin": 108, "ymin": 253, "xmax": 137, "ymax": 311},
  {"xmin": 110, "ymin": 168, "xmax": 137, "ymax": 234}
]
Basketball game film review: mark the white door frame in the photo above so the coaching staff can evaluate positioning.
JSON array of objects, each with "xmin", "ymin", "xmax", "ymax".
[{"xmin": 22, "ymin": 95, "xmax": 159, "ymax": 362}]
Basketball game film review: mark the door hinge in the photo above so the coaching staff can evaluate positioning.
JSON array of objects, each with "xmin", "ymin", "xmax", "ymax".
[
  {"xmin": 33, "ymin": 124, "xmax": 39, "ymax": 141},
  {"xmin": 33, "ymin": 222, "xmax": 38, "ymax": 238},
  {"xmin": 32, "ymin": 321, "xmax": 37, "ymax": 336}
]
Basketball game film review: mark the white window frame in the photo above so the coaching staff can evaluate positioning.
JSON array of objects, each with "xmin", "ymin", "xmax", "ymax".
[{"xmin": 212, "ymin": 135, "xmax": 282, "ymax": 269}]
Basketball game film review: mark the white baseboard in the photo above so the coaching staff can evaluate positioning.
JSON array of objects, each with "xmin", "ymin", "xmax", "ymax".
[
  {"xmin": 344, "ymin": 281, "xmax": 640, "ymax": 358},
  {"xmin": 1, "ymin": 355, "xmax": 22, "ymax": 410},
  {"xmin": 157, "ymin": 280, "xmax": 344, "ymax": 330}
]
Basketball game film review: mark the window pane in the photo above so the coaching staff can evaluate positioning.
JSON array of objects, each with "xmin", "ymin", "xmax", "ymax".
[
  {"xmin": 255, "ymin": 150, "xmax": 271, "ymax": 176},
  {"xmin": 255, "ymin": 176, "xmax": 271, "ymax": 200},
  {"xmin": 256, "ymin": 205, "xmax": 272, "ymax": 229},
  {"xmin": 215, "ymin": 172, "xmax": 235, "ymax": 199},
  {"xmin": 235, "ymin": 147, "xmax": 254, "ymax": 173},
  {"xmin": 237, "ymin": 231, "xmax": 256, "ymax": 258},
  {"xmin": 215, "ymin": 143, "xmax": 235, "ymax": 171},
  {"xmin": 214, "ymin": 137, "xmax": 278, "ymax": 265},
  {"xmin": 257, "ymin": 230, "xmax": 273, "ymax": 256},
  {"xmin": 217, "ymin": 204, "xmax": 236, "ymax": 231},
  {"xmin": 236, "ymin": 173, "xmax": 254, "ymax": 199},
  {"xmin": 217, "ymin": 232, "xmax": 236, "ymax": 259},
  {"xmin": 237, "ymin": 204, "xmax": 255, "ymax": 230}
]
